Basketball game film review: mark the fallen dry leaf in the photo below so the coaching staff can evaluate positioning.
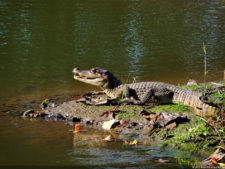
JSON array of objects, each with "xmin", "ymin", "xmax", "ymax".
[
  {"xmin": 210, "ymin": 156, "xmax": 219, "ymax": 165},
  {"xmin": 218, "ymin": 163, "xmax": 225, "ymax": 167},
  {"xmin": 74, "ymin": 124, "xmax": 81, "ymax": 133},
  {"xmin": 102, "ymin": 135, "xmax": 112, "ymax": 142},
  {"xmin": 156, "ymin": 158, "xmax": 169, "ymax": 163},
  {"xmin": 125, "ymin": 139, "xmax": 139, "ymax": 145}
]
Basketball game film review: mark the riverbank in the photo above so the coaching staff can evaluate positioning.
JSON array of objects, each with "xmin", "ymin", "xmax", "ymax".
[{"xmin": 12, "ymin": 81, "xmax": 225, "ymax": 167}]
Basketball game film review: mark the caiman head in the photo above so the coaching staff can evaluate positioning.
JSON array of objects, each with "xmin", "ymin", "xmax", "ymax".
[{"xmin": 72, "ymin": 67, "xmax": 122, "ymax": 89}]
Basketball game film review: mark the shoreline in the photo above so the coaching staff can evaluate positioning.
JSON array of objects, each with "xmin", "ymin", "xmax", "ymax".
[{"xmin": 4, "ymin": 80, "xmax": 225, "ymax": 167}]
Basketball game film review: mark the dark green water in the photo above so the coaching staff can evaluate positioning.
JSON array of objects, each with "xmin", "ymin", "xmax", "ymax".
[
  {"xmin": 0, "ymin": 0, "xmax": 225, "ymax": 100},
  {"xmin": 0, "ymin": 114, "xmax": 198, "ymax": 168},
  {"xmin": 0, "ymin": 0, "xmax": 224, "ymax": 167}
]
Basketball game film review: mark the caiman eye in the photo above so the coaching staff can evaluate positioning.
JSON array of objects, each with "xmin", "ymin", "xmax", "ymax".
[
  {"xmin": 95, "ymin": 68, "xmax": 102, "ymax": 74},
  {"xmin": 102, "ymin": 72, "xmax": 110, "ymax": 78}
]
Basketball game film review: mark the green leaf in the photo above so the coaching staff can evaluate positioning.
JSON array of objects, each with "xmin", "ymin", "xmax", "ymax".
[
  {"xmin": 219, "ymin": 129, "xmax": 225, "ymax": 134},
  {"xmin": 203, "ymin": 132, "xmax": 207, "ymax": 136},
  {"xmin": 195, "ymin": 116, "xmax": 200, "ymax": 120},
  {"xmin": 215, "ymin": 146, "xmax": 224, "ymax": 149}
]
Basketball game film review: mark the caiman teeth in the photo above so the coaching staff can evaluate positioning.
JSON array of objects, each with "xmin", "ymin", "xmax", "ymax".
[{"xmin": 74, "ymin": 74, "xmax": 96, "ymax": 79}]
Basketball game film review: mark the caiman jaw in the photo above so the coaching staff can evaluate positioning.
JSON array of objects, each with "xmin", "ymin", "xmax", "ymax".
[{"xmin": 72, "ymin": 67, "xmax": 106, "ymax": 87}]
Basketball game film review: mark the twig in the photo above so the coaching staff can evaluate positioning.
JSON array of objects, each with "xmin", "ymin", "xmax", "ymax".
[
  {"xmin": 198, "ymin": 116, "xmax": 224, "ymax": 145},
  {"xmin": 203, "ymin": 42, "xmax": 207, "ymax": 96}
]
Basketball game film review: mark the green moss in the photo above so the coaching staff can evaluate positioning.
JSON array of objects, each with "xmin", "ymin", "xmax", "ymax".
[
  {"xmin": 116, "ymin": 111, "xmax": 139, "ymax": 120},
  {"xmin": 179, "ymin": 83, "xmax": 214, "ymax": 92},
  {"xmin": 219, "ymin": 81, "xmax": 225, "ymax": 85},
  {"xmin": 116, "ymin": 105, "xmax": 143, "ymax": 120},
  {"xmin": 150, "ymin": 104, "xmax": 193, "ymax": 114}
]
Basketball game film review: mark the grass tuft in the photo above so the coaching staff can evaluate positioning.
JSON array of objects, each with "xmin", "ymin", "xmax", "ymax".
[
  {"xmin": 179, "ymin": 83, "xmax": 214, "ymax": 92},
  {"xmin": 150, "ymin": 104, "xmax": 193, "ymax": 114}
]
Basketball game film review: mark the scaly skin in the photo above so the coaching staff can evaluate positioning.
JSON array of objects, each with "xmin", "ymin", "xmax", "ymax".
[{"xmin": 72, "ymin": 67, "xmax": 216, "ymax": 117}]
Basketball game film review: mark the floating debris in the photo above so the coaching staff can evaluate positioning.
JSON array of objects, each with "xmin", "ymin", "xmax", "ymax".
[
  {"xmin": 22, "ymin": 109, "xmax": 35, "ymax": 117},
  {"xmin": 156, "ymin": 158, "xmax": 170, "ymax": 163},
  {"xmin": 74, "ymin": 124, "xmax": 81, "ymax": 133},
  {"xmin": 125, "ymin": 139, "xmax": 139, "ymax": 145},
  {"xmin": 102, "ymin": 135, "xmax": 112, "ymax": 142}
]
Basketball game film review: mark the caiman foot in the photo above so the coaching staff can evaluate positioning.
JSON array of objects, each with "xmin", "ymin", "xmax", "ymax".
[
  {"xmin": 76, "ymin": 91, "xmax": 117, "ymax": 106},
  {"xmin": 122, "ymin": 98, "xmax": 145, "ymax": 105}
]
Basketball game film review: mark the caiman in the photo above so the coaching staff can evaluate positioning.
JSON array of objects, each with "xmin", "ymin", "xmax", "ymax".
[{"xmin": 72, "ymin": 67, "xmax": 217, "ymax": 117}]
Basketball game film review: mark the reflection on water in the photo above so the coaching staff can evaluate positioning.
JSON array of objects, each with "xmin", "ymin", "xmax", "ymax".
[
  {"xmin": 0, "ymin": 0, "xmax": 224, "ymax": 100},
  {"xmin": 71, "ymin": 131, "xmax": 176, "ymax": 167},
  {"xmin": 122, "ymin": 0, "xmax": 145, "ymax": 77}
]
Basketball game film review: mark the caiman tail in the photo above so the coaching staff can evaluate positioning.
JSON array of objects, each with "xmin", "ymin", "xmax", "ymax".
[{"xmin": 172, "ymin": 88, "xmax": 216, "ymax": 117}]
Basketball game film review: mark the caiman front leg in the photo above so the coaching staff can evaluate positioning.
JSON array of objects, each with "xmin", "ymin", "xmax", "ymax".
[
  {"xmin": 76, "ymin": 91, "xmax": 110, "ymax": 105},
  {"xmin": 123, "ymin": 87, "xmax": 155, "ymax": 105}
]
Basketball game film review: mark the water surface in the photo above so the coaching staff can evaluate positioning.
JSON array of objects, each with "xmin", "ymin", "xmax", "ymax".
[
  {"xmin": 0, "ymin": 113, "xmax": 196, "ymax": 168},
  {"xmin": 0, "ymin": 0, "xmax": 224, "ymax": 100}
]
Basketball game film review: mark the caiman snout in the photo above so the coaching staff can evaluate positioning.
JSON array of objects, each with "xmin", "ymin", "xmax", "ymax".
[
  {"xmin": 72, "ymin": 67, "xmax": 107, "ymax": 87},
  {"xmin": 72, "ymin": 67, "xmax": 81, "ymax": 75},
  {"xmin": 72, "ymin": 67, "xmax": 105, "ymax": 78}
]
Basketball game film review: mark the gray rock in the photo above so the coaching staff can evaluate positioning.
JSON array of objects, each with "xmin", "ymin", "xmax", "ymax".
[
  {"xmin": 83, "ymin": 118, "xmax": 94, "ymax": 125},
  {"xmin": 72, "ymin": 117, "xmax": 81, "ymax": 122},
  {"xmin": 200, "ymin": 148, "xmax": 225, "ymax": 167},
  {"xmin": 186, "ymin": 79, "xmax": 197, "ymax": 86},
  {"xmin": 158, "ymin": 111, "xmax": 188, "ymax": 127}
]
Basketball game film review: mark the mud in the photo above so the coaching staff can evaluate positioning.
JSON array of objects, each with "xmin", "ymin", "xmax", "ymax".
[{"xmin": 40, "ymin": 97, "xmax": 192, "ymax": 145}]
